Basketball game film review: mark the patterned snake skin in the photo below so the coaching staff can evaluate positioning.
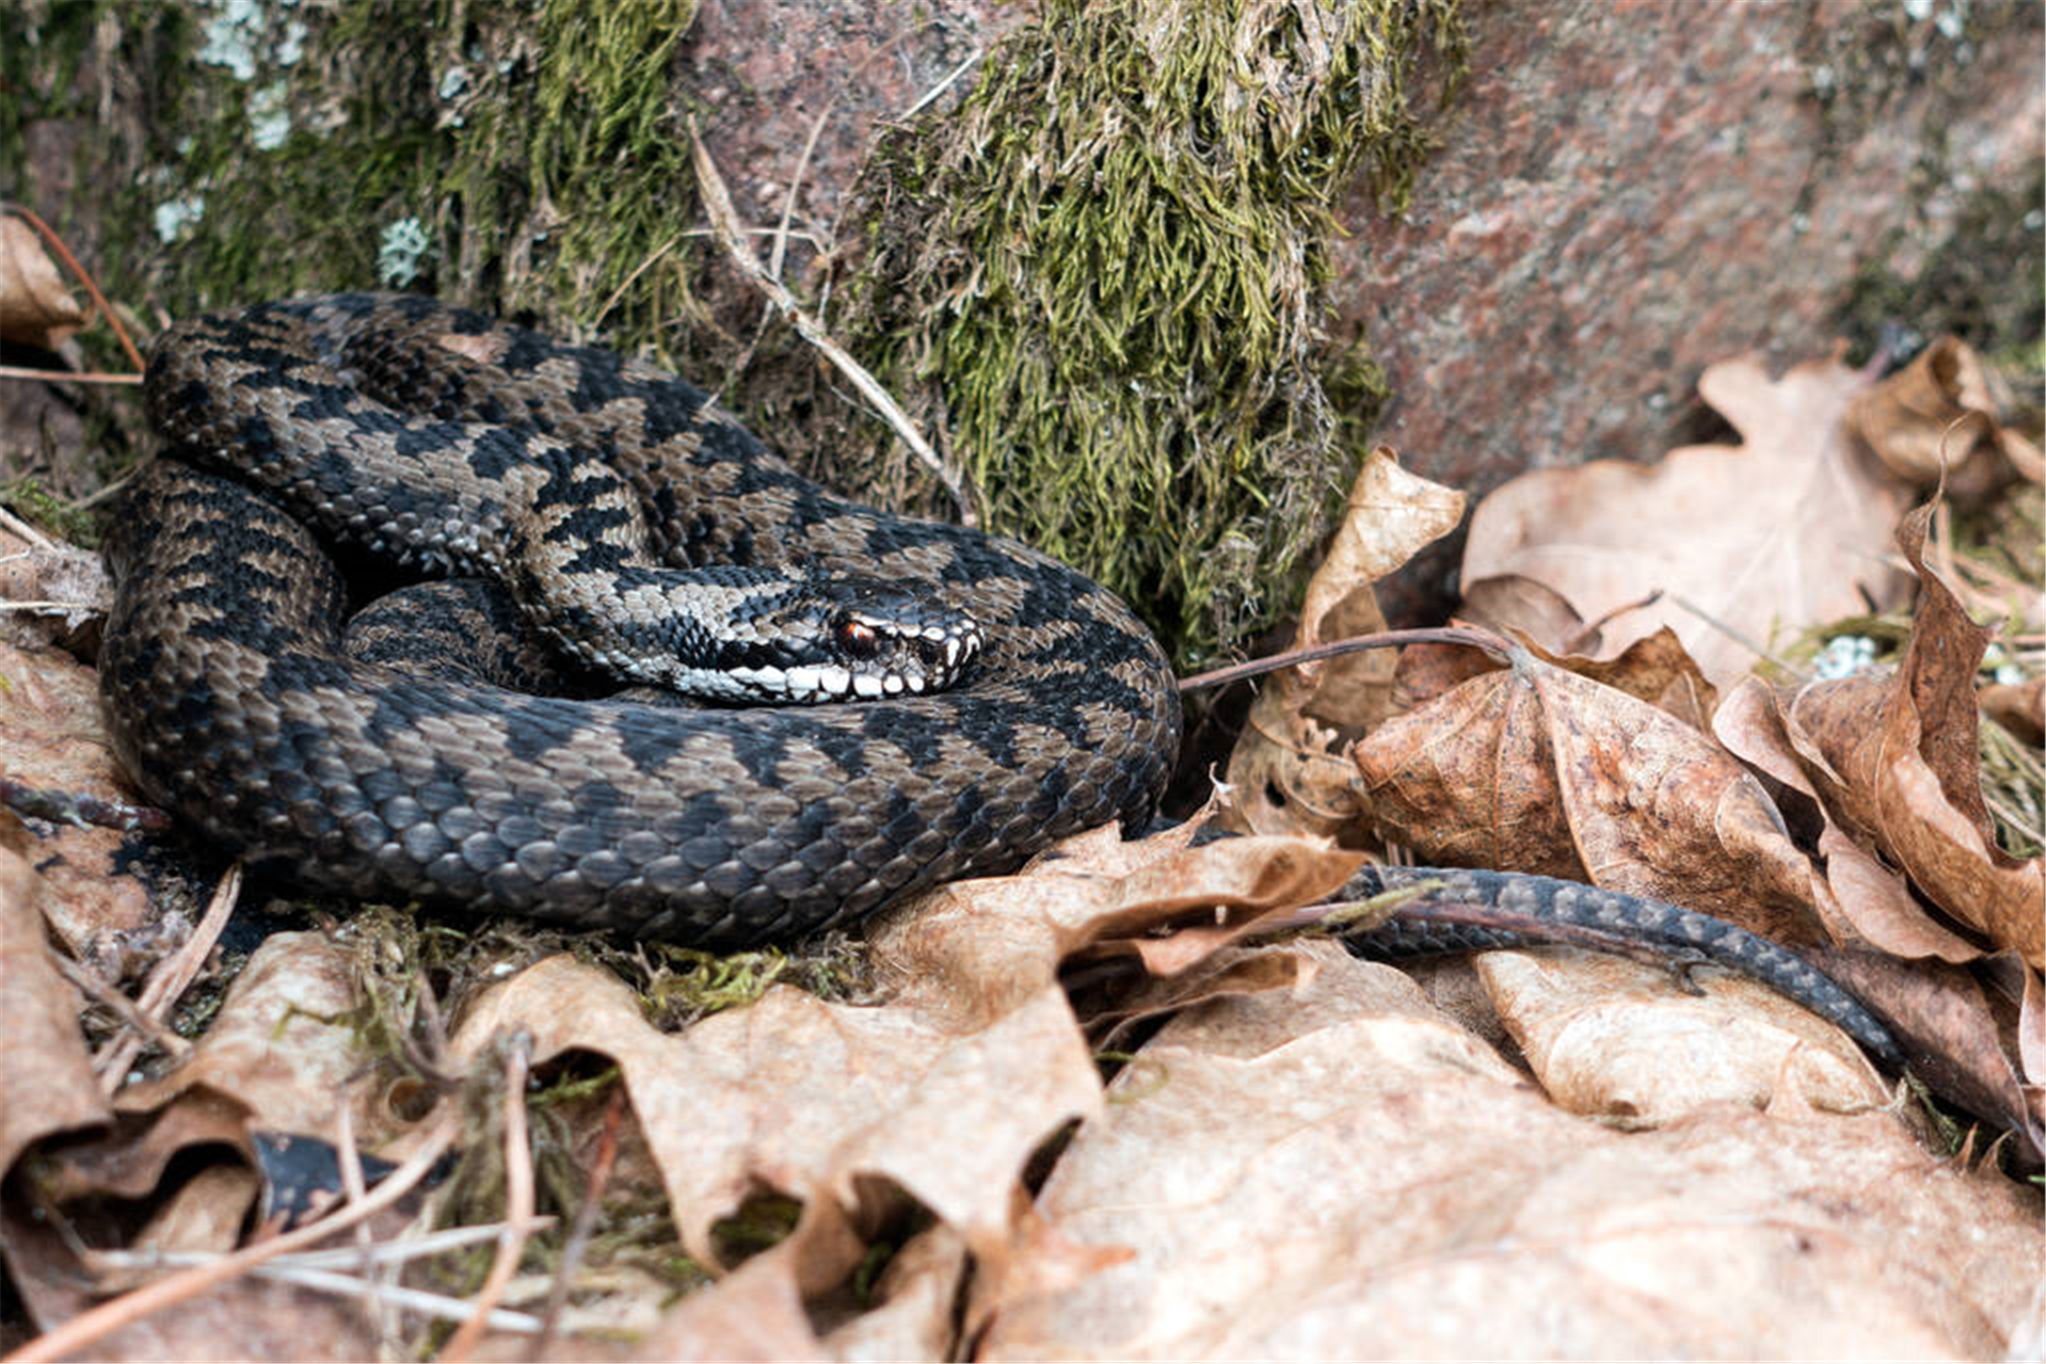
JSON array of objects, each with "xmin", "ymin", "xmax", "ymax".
[{"xmin": 99, "ymin": 295, "xmax": 1182, "ymax": 945}]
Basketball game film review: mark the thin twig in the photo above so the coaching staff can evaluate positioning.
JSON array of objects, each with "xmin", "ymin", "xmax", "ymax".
[
  {"xmin": 689, "ymin": 125, "xmax": 977, "ymax": 524},
  {"xmin": 593, "ymin": 234, "xmax": 684, "ymax": 331},
  {"xmin": 87, "ymin": 1222, "xmax": 551, "ymax": 1274},
  {"xmin": 0, "ymin": 501, "xmax": 54, "ymax": 548},
  {"xmin": 902, "ymin": 46, "xmax": 983, "ymax": 118},
  {"xmin": 1562, "ymin": 589, "xmax": 1664, "ymax": 654},
  {"xmin": 69, "ymin": 470, "xmax": 135, "ymax": 511},
  {"xmin": 205, "ymin": 1260, "xmax": 544, "ymax": 1333},
  {"xmin": 50, "ymin": 952, "xmax": 193, "ymax": 1064},
  {"xmin": 95, "ymin": 864, "xmax": 243, "ymax": 1091},
  {"xmin": 1176, "ymin": 626, "xmax": 1515, "ymax": 693},
  {"xmin": 2, "ymin": 1112, "xmax": 460, "ymax": 1364},
  {"xmin": 768, "ymin": 101, "xmax": 835, "ymax": 285},
  {"xmin": 1667, "ymin": 593, "xmax": 1805, "ymax": 680},
  {"xmin": 535, "ymin": 1082, "xmax": 628, "ymax": 1354},
  {"xmin": 439, "ymin": 1037, "xmax": 537, "ymax": 1363},
  {"xmin": 0, "ymin": 365, "xmax": 143, "ymax": 385}
]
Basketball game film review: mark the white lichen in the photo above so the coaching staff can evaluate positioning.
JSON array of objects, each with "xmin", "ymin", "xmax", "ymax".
[
  {"xmin": 153, "ymin": 194, "xmax": 208, "ymax": 244},
  {"xmin": 378, "ymin": 216, "xmax": 433, "ymax": 287},
  {"xmin": 1813, "ymin": 635, "xmax": 1879, "ymax": 680},
  {"xmin": 249, "ymin": 82, "xmax": 292, "ymax": 150}
]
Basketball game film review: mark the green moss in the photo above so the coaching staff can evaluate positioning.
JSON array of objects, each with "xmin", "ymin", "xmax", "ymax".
[
  {"xmin": 7, "ymin": 0, "xmax": 704, "ymax": 356},
  {"xmin": 831, "ymin": 0, "xmax": 1466, "ymax": 665}
]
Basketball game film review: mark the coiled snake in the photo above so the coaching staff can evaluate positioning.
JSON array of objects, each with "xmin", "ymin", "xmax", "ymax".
[
  {"xmin": 100, "ymin": 294, "xmax": 1182, "ymax": 945},
  {"xmin": 95, "ymin": 295, "xmax": 1903, "ymax": 1067}
]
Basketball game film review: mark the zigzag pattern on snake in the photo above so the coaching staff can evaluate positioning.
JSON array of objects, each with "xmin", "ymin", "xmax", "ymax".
[
  {"xmin": 99, "ymin": 294, "xmax": 1182, "ymax": 945},
  {"xmin": 97, "ymin": 295, "xmax": 1902, "ymax": 1068}
]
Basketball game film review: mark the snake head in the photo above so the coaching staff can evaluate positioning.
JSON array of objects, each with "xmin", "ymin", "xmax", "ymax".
[{"xmin": 669, "ymin": 571, "xmax": 983, "ymax": 704}]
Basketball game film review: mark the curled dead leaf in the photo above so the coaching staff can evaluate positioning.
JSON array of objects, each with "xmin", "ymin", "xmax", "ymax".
[
  {"xmin": 1781, "ymin": 499, "xmax": 2044, "ymax": 967},
  {"xmin": 1846, "ymin": 336, "xmax": 2038, "ymax": 493},
  {"xmin": 1222, "ymin": 449, "xmax": 1464, "ymax": 840},
  {"xmin": 0, "ymin": 215, "xmax": 90, "ymax": 350},
  {"xmin": 981, "ymin": 941, "xmax": 2038, "ymax": 1359},
  {"xmin": 1462, "ymin": 350, "xmax": 1914, "ymax": 686}
]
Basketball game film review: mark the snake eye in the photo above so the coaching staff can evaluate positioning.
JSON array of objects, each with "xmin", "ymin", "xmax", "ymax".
[{"xmin": 838, "ymin": 618, "xmax": 882, "ymax": 660}]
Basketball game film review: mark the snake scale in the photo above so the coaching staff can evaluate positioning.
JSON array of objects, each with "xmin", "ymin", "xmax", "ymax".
[
  {"xmin": 100, "ymin": 294, "xmax": 1181, "ymax": 945},
  {"xmin": 98, "ymin": 294, "xmax": 1901, "ymax": 1068}
]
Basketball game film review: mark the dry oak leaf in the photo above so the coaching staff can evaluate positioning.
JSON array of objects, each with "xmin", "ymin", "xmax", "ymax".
[
  {"xmin": 0, "ymin": 214, "xmax": 90, "ymax": 350},
  {"xmin": 1222, "ymin": 448, "xmax": 1465, "ymax": 841},
  {"xmin": 981, "ymin": 941, "xmax": 2037, "ymax": 1360},
  {"xmin": 1462, "ymin": 350, "xmax": 1914, "ymax": 688},
  {"xmin": 0, "ymin": 844, "xmax": 108, "ymax": 1176},
  {"xmin": 1781, "ymin": 500, "xmax": 2044, "ymax": 968},
  {"xmin": 1846, "ymin": 335, "xmax": 2043, "ymax": 491},
  {"xmin": 0, "ymin": 637, "xmax": 162, "ymax": 953},
  {"xmin": 1353, "ymin": 648, "xmax": 1824, "ymax": 940}
]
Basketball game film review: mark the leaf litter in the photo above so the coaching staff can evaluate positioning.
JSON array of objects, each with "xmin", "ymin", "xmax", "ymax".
[{"xmin": 2, "ymin": 263, "xmax": 2042, "ymax": 1364}]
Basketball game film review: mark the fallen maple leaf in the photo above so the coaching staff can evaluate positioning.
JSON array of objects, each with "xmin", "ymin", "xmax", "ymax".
[
  {"xmin": 1461, "ymin": 350, "xmax": 1915, "ymax": 687},
  {"xmin": 1353, "ymin": 647, "xmax": 1824, "ymax": 940}
]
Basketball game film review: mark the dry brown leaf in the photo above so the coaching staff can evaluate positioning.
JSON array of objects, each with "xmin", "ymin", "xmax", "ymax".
[
  {"xmin": 1807, "ymin": 945, "xmax": 2040, "ymax": 1151},
  {"xmin": 0, "ymin": 843, "xmax": 108, "ymax": 1175},
  {"xmin": 1474, "ymin": 948, "xmax": 1889, "ymax": 1123},
  {"xmin": 1462, "ymin": 350, "xmax": 1915, "ymax": 687},
  {"xmin": 1979, "ymin": 674, "xmax": 2044, "ymax": 747},
  {"xmin": 981, "ymin": 941, "xmax": 2039, "ymax": 1360},
  {"xmin": 1782, "ymin": 501, "xmax": 2044, "ymax": 967},
  {"xmin": 0, "ymin": 523, "xmax": 107, "ymax": 651},
  {"xmin": 0, "ymin": 1195, "xmax": 379, "ymax": 1363},
  {"xmin": 1846, "ymin": 336, "xmax": 2037, "ymax": 493},
  {"xmin": 1222, "ymin": 448, "xmax": 1465, "ymax": 839},
  {"xmin": 110, "ymin": 931, "xmax": 380, "ymax": 1137},
  {"xmin": 0, "ymin": 215, "xmax": 90, "ymax": 350},
  {"xmin": 1714, "ymin": 676, "xmax": 1981, "ymax": 961},
  {"xmin": 0, "ymin": 637, "xmax": 164, "ymax": 956},
  {"xmin": 1354, "ymin": 649, "xmax": 1824, "ymax": 938}
]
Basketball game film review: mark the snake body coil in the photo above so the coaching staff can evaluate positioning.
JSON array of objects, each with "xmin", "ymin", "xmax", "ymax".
[{"xmin": 100, "ymin": 295, "xmax": 1181, "ymax": 945}]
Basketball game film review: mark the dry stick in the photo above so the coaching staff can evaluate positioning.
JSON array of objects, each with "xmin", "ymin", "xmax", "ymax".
[
  {"xmin": 1, "ymin": 203, "xmax": 148, "ymax": 373},
  {"xmin": 1176, "ymin": 626, "xmax": 1516, "ymax": 693},
  {"xmin": 534, "ymin": 1082, "xmax": 629, "ymax": 1355},
  {"xmin": 92, "ymin": 1222, "xmax": 554, "ymax": 1275},
  {"xmin": 0, "ymin": 501, "xmax": 54, "ymax": 549},
  {"xmin": 439, "ymin": 1038, "xmax": 537, "ymax": 1364},
  {"xmin": 50, "ymin": 952, "xmax": 192, "ymax": 1065},
  {"xmin": 94, "ymin": 863, "xmax": 243, "ymax": 1092},
  {"xmin": 902, "ymin": 46, "xmax": 984, "ymax": 118},
  {"xmin": 2, "ymin": 1112, "xmax": 461, "ymax": 1364},
  {"xmin": 688, "ymin": 125, "xmax": 978, "ymax": 525},
  {"xmin": 591, "ymin": 234, "xmax": 683, "ymax": 331},
  {"xmin": 329, "ymin": 1101, "xmax": 398, "ymax": 1351},
  {"xmin": 0, "ymin": 364, "xmax": 142, "ymax": 385},
  {"xmin": 767, "ymin": 98, "xmax": 835, "ymax": 286},
  {"xmin": 1666, "ymin": 593, "xmax": 1806, "ymax": 680},
  {"xmin": 1561, "ymin": 589, "xmax": 1664, "ymax": 655}
]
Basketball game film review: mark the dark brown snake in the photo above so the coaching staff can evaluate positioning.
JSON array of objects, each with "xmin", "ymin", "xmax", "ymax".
[
  {"xmin": 100, "ymin": 294, "xmax": 1180, "ymax": 945},
  {"xmin": 97, "ymin": 295, "xmax": 1901, "ymax": 1069}
]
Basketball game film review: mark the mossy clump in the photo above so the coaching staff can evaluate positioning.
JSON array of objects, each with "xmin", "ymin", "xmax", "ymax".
[
  {"xmin": 832, "ymin": 0, "xmax": 1467, "ymax": 665},
  {"xmin": 3, "ymin": 0, "xmax": 707, "ymax": 360}
]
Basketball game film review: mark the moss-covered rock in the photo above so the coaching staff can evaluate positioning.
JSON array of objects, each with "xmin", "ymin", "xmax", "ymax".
[{"xmin": 5, "ymin": 0, "xmax": 1464, "ymax": 667}]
